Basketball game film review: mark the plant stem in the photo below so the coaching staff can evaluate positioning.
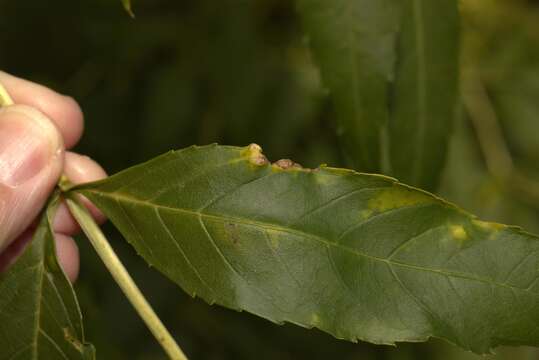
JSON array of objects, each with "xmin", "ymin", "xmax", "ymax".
[
  {"xmin": 462, "ymin": 69, "xmax": 513, "ymax": 179},
  {"xmin": 2, "ymin": 78, "xmax": 186, "ymax": 358},
  {"xmin": 462, "ymin": 68, "xmax": 539, "ymax": 206},
  {"xmin": 0, "ymin": 82, "xmax": 14, "ymax": 106},
  {"xmin": 2, "ymin": 79, "xmax": 186, "ymax": 358},
  {"xmin": 65, "ymin": 194, "xmax": 188, "ymax": 360}
]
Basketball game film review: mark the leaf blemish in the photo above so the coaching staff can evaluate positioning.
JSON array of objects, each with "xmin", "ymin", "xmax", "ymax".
[
  {"xmin": 472, "ymin": 220, "xmax": 506, "ymax": 232},
  {"xmin": 243, "ymin": 143, "xmax": 269, "ymax": 166},
  {"xmin": 272, "ymin": 159, "xmax": 303, "ymax": 170},
  {"xmin": 225, "ymin": 223, "xmax": 240, "ymax": 245},
  {"xmin": 267, "ymin": 231, "xmax": 280, "ymax": 249},
  {"xmin": 359, "ymin": 209, "xmax": 373, "ymax": 220},
  {"xmin": 368, "ymin": 187, "xmax": 432, "ymax": 212},
  {"xmin": 242, "ymin": 143, "xmax": 315, "ymax": 172},
  {"xmin": 310, "ymin": 313, "xmax": 321, "ymax": 326},
  {"xmin": 450, "ymin": 225, "xmax": 467, "ymax": 241},
  {"xmin": 63, "ymin": 327, "xmax": 83, "ymax": 351}
]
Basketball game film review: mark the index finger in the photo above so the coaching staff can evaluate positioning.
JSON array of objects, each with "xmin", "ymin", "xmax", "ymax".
[{"xmin": 0, "ymin": 71, "xmax": 84, "ymax": 149}]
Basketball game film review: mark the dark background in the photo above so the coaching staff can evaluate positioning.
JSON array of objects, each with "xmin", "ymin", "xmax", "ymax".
[{"xmin": 1, "ymin": 0, "xmax": 539, "ymax": 358}]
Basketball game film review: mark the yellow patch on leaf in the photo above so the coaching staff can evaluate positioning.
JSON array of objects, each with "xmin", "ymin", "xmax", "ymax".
[
  {"xmin": 450, "ymin": 225, "xmax": 467, "ymax": 241},
  {"xmin": 368, "ymin": 187, "xmax": 433, "ymax": 212}
]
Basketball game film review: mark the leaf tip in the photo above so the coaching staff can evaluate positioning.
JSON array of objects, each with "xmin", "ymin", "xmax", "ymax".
[{"xmin": 121, "ymin": 0, "xmax": 135, "ymax": 18}]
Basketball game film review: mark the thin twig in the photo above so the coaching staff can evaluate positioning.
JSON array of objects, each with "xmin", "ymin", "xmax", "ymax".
[
  {"xmin": 66, "ymin": 194, "xmax": 188, "ymax": 360},
  {"xmin": 1, "ymin": 79, "xmax": 187, "ymax": 359},
  {"xmin": 462, "ymin": 68, "xmax": 513, "ymax": 179},
  {"xmin": 462, "ymin": 68, "xmax": 539, "ymax": 206}
]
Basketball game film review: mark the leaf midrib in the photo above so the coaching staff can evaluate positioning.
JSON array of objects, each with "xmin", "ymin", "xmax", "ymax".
[
  {"xmin": 31, "ymin": 255, "xmax": 45, "ymax": 360},
  {"xmin": 26, "ymin": 209, "xmax": 84, "ymax": 360},
  {"xmin": 82, "ymin": 189, "xmax": 538, "ymax": 295}
]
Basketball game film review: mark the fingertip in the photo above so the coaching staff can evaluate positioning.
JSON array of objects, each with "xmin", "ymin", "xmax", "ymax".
[
  {"xmin": 64, "ymin": 152, "xmax": 107, "ymax": 183},
  {"xmin": 55, "ymin": 233, "xmax": 79, "ymax": 283},
  {"xmin": 57, "ymin": 95, "xmax": 84, "ymax": 148},
  {"xmin": 0, "ymin": 104, "xmax": 65, "ymax": 251},
  {"xmin": 0, "ymin": 231, "xmax": 79, "ymax": 283},
  {"xmin": 0, "ymin": 71, "xmax": 84, "ymax": 149},
  {"xmin": 53, "ymin": 202, "xmax": 80, "ymax": 235}
]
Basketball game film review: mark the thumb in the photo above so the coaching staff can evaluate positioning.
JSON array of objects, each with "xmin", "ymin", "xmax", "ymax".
[{"xmin": 0, "ymin": 104, "xmax": 64, "ymax": 252}]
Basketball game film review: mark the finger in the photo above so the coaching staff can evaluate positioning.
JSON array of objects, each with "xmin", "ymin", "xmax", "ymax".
[
  {"xmin": 0, "ymin": 229, "xmax": 80, "ymax": 284},
  {"xmin": 53, "ymin": 152, "xmax": 107, "ymax": 235},
  {"xmin": 55, "ymin": 233, "xmax": 79, "ymax": 283},
  {"xmin": 0, "ymin": 71, "xmax": 84, "ymax": 149},
  {"xmin": 0, "ymin": 105, "xmax": 64, "ymax": 252},
  {"xmin": 0, "ymin": 228, "xmax": 33, "ymax": 274}
]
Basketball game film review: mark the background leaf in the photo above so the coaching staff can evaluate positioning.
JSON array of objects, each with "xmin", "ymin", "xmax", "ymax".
[
  {"xmin": 2, "ymin": 0, "xmax": 539, "ymax": 358},
  {"xmin": 297, "ymin": 0, "xmax": 459, "ymax": 190},
  {"xmin": 0, "ymin": 195, "xmax": 95, "ymax": 360},
  {"xmin": 73, "ymin": 144, "xmax": 539, "ymax": 354},
  {"xmin": 121, "ymin": 0, "xmax": 134, "ymax": 17},
  {"xmin": 388, "ymin": 0, "xmax": 459, "ymax": 190},
  {"xmin": 296, "ymin": 0, "xmax": 401, "ymax": 173}
]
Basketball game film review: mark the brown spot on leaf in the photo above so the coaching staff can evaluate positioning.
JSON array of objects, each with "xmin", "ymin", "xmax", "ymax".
[
  {"xmin": 63, "ymin": 328, "xmax": 84, "ymax": 351},
  {"xmin": 273, "ymin": 159, "xmax": 303, "ymax": 170},
  {"xmin": 243, "ymin": 143, "xmax": 269, "ymax": 166},
  {"xmin": 225, "ymin": 222, "xmax": 240, "ymax": 245}
]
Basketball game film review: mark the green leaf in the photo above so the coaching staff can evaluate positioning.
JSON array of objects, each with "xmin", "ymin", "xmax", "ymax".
[
  {"xmin": 296, "ymin": 0, "xmax": 401, "ymax": 173},
  {"xmin": 296, "ymin": 0, "xmax": 459, "ymax": 190},
  {"xmin": 121, "ymin": 0, "xmax": 135, "ymax": 18},
  {"xmin": 72, "ymin": 144, "xmax": 539, "ymax": 354},
  {"xmin": 388, "ymin": 0, "xmax": 459, "ymax": 190},
  {"xmin": 0, "ymin": 194, "xmax": 95, "ymax": 360}
]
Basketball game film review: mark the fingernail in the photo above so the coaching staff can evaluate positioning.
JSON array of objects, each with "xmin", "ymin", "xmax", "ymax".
[{"xmin": 0, "ymin": 105, "xmax": 62, "ymax": 187}]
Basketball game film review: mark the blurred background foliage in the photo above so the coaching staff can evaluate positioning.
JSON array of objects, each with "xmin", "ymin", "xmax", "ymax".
[{"xmin": 1, "ymin": 0, "xmax": 539, "ymax": 358}]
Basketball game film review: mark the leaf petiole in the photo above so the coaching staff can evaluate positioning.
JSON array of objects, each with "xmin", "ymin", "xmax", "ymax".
[{"xmin": 65, "ymin": 193, "xmax": 188, "ymax": 360}]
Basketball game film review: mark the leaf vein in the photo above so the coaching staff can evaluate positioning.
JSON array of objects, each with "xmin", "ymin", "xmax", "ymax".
[
  {"xmin": 38, "ymin": 328, "xmax": 69, "ymax": 360},
  {"xmin": 85, "ymin": 190, "xmax": 539, "ymax": 295},
  {"xmin": 155, "ymin": 207, "xmax": 216, "ymax": 297}
]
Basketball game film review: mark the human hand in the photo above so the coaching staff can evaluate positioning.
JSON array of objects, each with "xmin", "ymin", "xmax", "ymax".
[{"xmin": 0, "ymin": 71, "xmax": 107, "ymax": 282}]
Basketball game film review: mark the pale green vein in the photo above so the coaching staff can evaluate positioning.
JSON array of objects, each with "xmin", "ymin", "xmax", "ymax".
[
  {"xmin": 38, "ymin": 329, "xmax": 68, "ymax": 360},
  {"xmin": 263, "ymin": 231, "xmax": 301, "ymax": 289},
  {"xmin": 387, "ymin": 264, "xmax": 439, "ymax": 325},
  {"xmin": 45, "ymin": 274, "xmax": 75, "ymax": 333},
  {"xmin": 291, "ymin": 187, "xmax": 387, "ymax": 225},
  {"xmin": 154, "ymin": 207, "xmax": 215, "ymax": 297},
  {"xmin": 81, "ymin": 189, "xmax": 539, "ymax": 295},
  {"xmin": 198, "ymin": 215, "xmax": 280, "ymax": 311},
  {"xmin": 6, "ymin": 344, "xmax": 31, "ymax": 360},
  {"xmin": 31, "ymin": 260, "xmax": 45, "ymax": 360},
  {"xmin": 386, "ymin": 224, "xmax": 445, "ymax": 260},
  {"xmin": 335, "ymin": 203, "xmax": 435, "ymax": 242},
  {"xmin": 115, "ymin": 198, "xmax": 155, "ymax": 259}
]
